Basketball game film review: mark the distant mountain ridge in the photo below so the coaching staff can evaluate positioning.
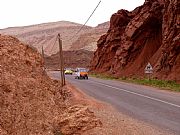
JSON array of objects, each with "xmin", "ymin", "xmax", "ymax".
[
  {"xmin": 0, "ymin": 21, "xmax": 109, "ymax": 55},
  {"xmin": 0, "ymin": 21, "xmax": 83, "ymax": 35},
  {"xmin": 70, "ymin": 22, "xmax": 110, "ymax": 51}
]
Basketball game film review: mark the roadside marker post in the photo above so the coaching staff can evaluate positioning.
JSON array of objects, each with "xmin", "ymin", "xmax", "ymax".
[{"xmin": 144, "ymin": 62, "xmax": 153, "ymax": 80}]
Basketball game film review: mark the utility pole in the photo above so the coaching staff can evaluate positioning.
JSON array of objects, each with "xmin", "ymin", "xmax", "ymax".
[
  {"xmin": 61, "ymin": 38, "xmax": 66, "ymax": 86},
  {"xmin": 42, "ymin": 45, "xmax": 46, "ymax": 72},
  {"xmin": 58, "ymin": 34, "xmax": 65, "ymax": 86}
]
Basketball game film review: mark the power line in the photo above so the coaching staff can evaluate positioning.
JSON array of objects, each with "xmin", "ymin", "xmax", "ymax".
[{"xmin": 66, "ymin": 0, "xmax": 101, "ymax": 42}]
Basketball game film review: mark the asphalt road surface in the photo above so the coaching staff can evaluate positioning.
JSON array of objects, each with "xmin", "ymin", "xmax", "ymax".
[{"xmin": 49, "ymin": 71, "xmax": 180, "ymax": 134}]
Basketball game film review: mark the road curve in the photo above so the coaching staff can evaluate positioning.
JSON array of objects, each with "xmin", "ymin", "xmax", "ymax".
[{"xmin": 49, "ymin": 71, "xmax": 180, "ymax": 134}]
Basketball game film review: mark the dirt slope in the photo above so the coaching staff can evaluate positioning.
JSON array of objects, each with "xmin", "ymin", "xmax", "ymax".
[
  {"xmin": 90, "ymin": 0, "xmax": 180, "ymax": 82},
  {"xmin": 0, "ymin": 34, "xmax": 101, "ymax": 135}
]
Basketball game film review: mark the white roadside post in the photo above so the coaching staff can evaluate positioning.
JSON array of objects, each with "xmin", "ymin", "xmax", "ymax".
[{"xmin": 144, "ymin": 62, "xmax": 153, "ymax": 80}]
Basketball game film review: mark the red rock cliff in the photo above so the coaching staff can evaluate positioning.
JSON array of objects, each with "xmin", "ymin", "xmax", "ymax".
[{"xmin": 90, "ymin": 0, "xmax": 180, "ymax": 82}]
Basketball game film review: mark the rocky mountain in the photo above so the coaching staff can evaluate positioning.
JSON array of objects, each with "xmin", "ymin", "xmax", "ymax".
[
  {"xmin": 90, "ymin": 0, "xmax": 180, "ymax": 82},
  {"xmin": 0, "ymin": 21, "xmax": 109, "ymax": 55},
  {"xmin": 70, "ymin": 22, "xmax": 109, "ymax": 51}
]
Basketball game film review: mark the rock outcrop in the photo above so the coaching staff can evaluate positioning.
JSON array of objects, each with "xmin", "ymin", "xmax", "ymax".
[{"xmin": 91, "ymin": 0, "xmax": 180, "ymax": 82}]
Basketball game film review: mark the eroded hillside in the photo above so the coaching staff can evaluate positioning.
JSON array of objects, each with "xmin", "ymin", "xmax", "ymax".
[{"xmin": 90, "ymin": 0, "xmax": 180, "ymax": 82}]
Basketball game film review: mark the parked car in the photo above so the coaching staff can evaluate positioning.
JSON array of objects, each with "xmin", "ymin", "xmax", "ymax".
[
  {"xmin": 64, "ymin": 68, "xmax": 73, "ymax": 75},
  {"xmin": 75, "ymin": 68, "xmax": 88, "ymax": 79}
]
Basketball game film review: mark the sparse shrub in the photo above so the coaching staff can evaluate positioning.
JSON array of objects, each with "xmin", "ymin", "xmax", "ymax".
[
  {"xmin": 121, "ymin": 76, "xmax": 127, "ymax": 80},
  {"xmin": 53, "ymin": 130, "xmax": 64, "ymax": 135}
]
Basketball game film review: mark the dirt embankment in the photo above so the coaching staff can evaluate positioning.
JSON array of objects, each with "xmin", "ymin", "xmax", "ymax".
[
  {"xmin": 90, "ymin": 0, "xmax": 180, "ymax": 83},
  {"xmin": 0, "ymin": 35, "xmax": 101, "ymax": 135}
]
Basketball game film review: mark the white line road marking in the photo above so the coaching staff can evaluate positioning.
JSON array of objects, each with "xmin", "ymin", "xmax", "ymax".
[{"xmin": 89, "ymin": 80, "xmax": 180, "ymax": 108}]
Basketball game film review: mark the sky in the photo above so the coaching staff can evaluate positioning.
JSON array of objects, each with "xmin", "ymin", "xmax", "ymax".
[{"xmin": 0, "ymin": 0, "xmax": 145, "ymax": 29}]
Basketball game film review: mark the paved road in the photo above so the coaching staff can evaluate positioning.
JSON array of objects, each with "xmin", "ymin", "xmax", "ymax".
[{"xmin": 49, "ymin": 71, "xmax": 180, "ymax": 134}]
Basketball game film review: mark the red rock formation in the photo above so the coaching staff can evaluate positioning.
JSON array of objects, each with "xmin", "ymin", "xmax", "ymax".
[
  {"xmin": 91, "ymin": 0, "xmax": 180, "ymax": 82},
  {"xmin": 45, "ymin": 50, "xmax": 94, "ymax": 69},
  {"xmin": 155, "ymin": 0, "xmax": 180, "ymax": 81}
]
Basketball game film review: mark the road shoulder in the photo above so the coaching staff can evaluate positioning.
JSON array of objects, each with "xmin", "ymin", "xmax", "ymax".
[{"xmin": 66, "ymin": 82, "xmax": 176, "ymax": 135}]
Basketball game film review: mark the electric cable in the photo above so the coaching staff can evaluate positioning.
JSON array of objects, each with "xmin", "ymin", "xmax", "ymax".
[{"xmin": 66, "ymin": 0, "xmax": 101, "ymax": 42}]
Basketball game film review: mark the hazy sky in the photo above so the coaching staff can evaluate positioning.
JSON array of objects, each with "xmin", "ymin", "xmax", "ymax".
[{"xmin": 0, "ymin": 0, "xmax": 145, "ymax": 28}]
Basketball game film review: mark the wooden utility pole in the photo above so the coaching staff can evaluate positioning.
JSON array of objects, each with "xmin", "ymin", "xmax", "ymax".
[
  {"xmin": 58, "ymin": 34, "xmax": 65, "ymax": 86},
  {"xmin": 62, "ymin": 42, "xmax": 66, "ymax": 85},
  {"xmin": 42, "ymin": 45, "xmax": 46, "ymax": 72},
  {"xmin": 61, "ymin": 38, "xmax": 66, "ymax": 85}
]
